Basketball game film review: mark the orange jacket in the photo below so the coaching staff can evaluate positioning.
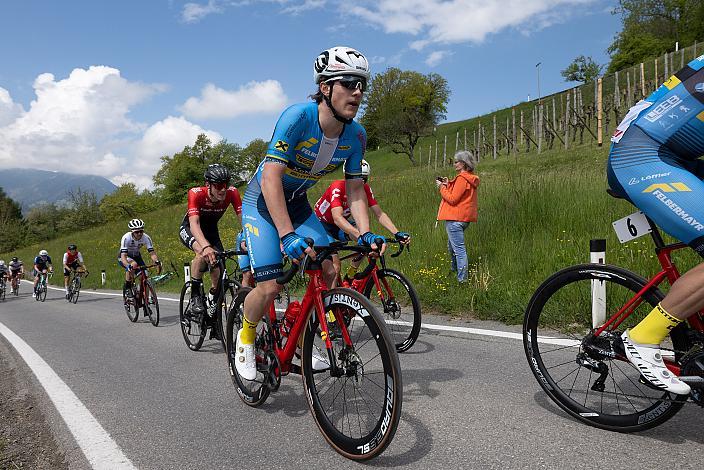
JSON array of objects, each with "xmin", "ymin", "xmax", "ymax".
[{"xmin": 436, "ymin": 171, "xmax": 480, "ymax": 222}]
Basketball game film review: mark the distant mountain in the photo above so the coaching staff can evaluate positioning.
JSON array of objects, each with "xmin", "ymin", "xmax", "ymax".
[{"xmin": 0, "ymin": 169, "xmax": 117, "ymax": 212}]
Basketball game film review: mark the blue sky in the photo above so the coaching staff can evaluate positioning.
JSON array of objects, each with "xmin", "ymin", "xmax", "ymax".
[{"xmin": 0, "ymin": 0, "xmax": 621, "ymax": 188}]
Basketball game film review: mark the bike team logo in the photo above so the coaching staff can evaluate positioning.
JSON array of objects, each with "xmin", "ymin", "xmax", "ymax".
[
  {"xmin": 642, "ymin": 182, "xmax": 692, "ymax": 193},
  {"xmin": 275, "ymin": 140, "xmax": 289, "ymax": 152}
]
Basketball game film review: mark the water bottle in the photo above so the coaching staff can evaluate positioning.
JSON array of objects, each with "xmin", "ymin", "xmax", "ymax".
[{"xmin": 280, "ymin": 301, "xmax": 302, "ymax": 338}]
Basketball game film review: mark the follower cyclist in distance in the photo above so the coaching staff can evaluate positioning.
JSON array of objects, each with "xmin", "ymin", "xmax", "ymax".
[
  {"xmin": 235, "ymin": 46, "xmax": 387, "ymax": 380},
  {"xmin": 608, "ymin": 53, "xmax": 704, "ymax": 395},
  {"xmin": 313, "ymin": 159, "xmax": 410, "ymax": 283},
  {"xmin": 63, "ymin": 244, "xmax": 87, "ymax": 299},
  {"xmin": 119, "ymin": 219, "xmax": 161, "ymax": 298},
  {"xmin": 0, "ymin": 260, "xmax": 8, "ymax": 286},
  {"xmin": 33, "ymin": 250, "xmax": 53, "ymax": 295},
  {"xmin": 179, "ymin": 164, "xmax": 243, "ymax": 320},
  {"xmin": 8, "ymin": 257, "xmax": 23, "ymax": 294}
]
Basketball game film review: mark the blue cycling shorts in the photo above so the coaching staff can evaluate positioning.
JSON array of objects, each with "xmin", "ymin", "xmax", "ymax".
[
  {"xmin": 607, "ymin": 126, "xmax": 704, "ymax": 257},
  {"xmin": 242, "ymin": 193, "xmax": 330, "ymax": 282}
]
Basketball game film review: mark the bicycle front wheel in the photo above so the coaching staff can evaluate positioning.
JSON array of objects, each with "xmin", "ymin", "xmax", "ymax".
[
  {"xmin": 179, "ymin": 282, "xmax": 206, "ymax": 351},
  {"xmin": 39, "ymin": 283, "xmax": 47, "ymax": 302},
  {"xmin": 363, "ymin": 268, "xmax": 421, "ymax": 352},
  {"xmin": 145, "ymin": 282, "xmax": 160, "ymax": 327},
  {"xmin": 70, "ymin": 277, "xmax": 81, "ymax": 304},
  {"xmin": 124, "ymin": 286, "xmax": 139, "ymax": 322},
  {"xmin": 524, "ymin": 263, "xmax": 688, "ymax": 432},
  {"xmin": 302, "ymin": 288, "xmax": 402, "ymax": 460}
]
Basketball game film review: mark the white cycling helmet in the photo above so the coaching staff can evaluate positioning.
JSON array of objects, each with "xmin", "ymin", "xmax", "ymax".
[
  {"xmin": 128, "ymin": 218, "xmax": 145, "ymax": 231},
  {"xmin": 0, "ymin": 260, "xmax": 5, "ymax": 266},
  {"xmin": 361, "ymin": 159, "xmax": 370, "ymax": 178},
  {"xmin": 314, "ymin": 46, "xmax": 370, "ymax": 84},
  {"xmin": 39, "ymin": 250, "xmax": 48, "ymax": 256}
]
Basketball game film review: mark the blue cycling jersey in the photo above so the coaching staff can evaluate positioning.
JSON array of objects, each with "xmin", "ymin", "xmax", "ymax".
[
  {"xmin": 34, "ymin": 255, "xmax": 52, "ymax": 267},
  {"xmin": 631, "ymin": 55, "xmax": 704, "ymax": 158},
  {"xmin": 243, "ymin": 101, "xmax": 365, "ymax": 206},
  {"xmin": 241, "ymin": 101, "xmax": 367, "ymax": 282}
]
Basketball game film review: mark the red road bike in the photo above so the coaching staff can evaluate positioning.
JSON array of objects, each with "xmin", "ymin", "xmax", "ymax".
[
  {"xmin": 339, "ymin": 238, "xmax": 421, "ymax": 352},
  {"xmin": 524, "ymin": 190, "xmax": 704, "ymax": 431},
  {"xmin": 225, "ymin": 241, "xmax": 402, "ymax": 460},
  {"xmin": 123, "ymin": 264, "xmax": 160, "ymax": 327}
]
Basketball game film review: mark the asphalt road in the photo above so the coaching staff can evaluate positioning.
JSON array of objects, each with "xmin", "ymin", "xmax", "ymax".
[{"xmin": 0, "ymin": 283, "xmax": 702, "ymax": 469}]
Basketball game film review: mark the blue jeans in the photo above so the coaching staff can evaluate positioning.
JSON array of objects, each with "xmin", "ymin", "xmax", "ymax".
[{"xmin": 445, "ymin": 221, "xmax": 469, "ymax": 282}]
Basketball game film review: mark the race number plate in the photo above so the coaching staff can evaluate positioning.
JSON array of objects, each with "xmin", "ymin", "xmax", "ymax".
[{"xmin": 612, "ymin": 211, "xmax": 651, "ymax": 243}]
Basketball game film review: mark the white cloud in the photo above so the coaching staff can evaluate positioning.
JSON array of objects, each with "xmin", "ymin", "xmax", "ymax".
[
  {"xmin": 281, "ymin": 0, "xmax": 326, "ymax": 14},
  {"xmin": 180, "ymin": 80, "xmax": 287, "ymax": 120},
  {"xmin": 181, "ymin": 0, "xmax": 225, "ymax": 23},
  {"xmin": 349, "ymin": 0, "xmax": 596, "ymax": 48},
  {"xmin": 425, "ymin": 50, "xmax": 452, "ymax": 67},
  {"xmin": 0, "ymin": 66, "xmax": 222, "ymax": 190},
  {"xmin": 0, "ymin": 88, "xmax": 24, "ymax": 127}
]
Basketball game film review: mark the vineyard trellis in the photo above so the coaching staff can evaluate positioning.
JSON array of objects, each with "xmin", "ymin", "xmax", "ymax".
[{"xmin": 421, "ymin": 40, "xmax": 701, "ymax": 167}]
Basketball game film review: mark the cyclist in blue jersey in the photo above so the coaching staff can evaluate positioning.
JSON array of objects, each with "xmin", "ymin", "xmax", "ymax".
[
  {"xmin": 608, "ymin": 54, "xmax": 704, "ymax": 395},
  {"xmin": 234, "ymin": 46, "xmax": 387, "ymax": 380},
  {"xmin": 33, "ymin": 249, "xmax": 53, "ymax": 295}
]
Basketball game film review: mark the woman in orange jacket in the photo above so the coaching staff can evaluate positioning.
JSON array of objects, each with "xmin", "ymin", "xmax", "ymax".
[{"xmin": 436, "ymin": 150, "xmax": 479, "ymax": 282}]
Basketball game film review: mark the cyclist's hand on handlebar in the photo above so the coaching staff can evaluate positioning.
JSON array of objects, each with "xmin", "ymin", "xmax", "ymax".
[
  {"xmin": 201, "ymin": 245, "xmax": 217, "ymax": 265},
  {"xmin": 281, "ymin": 232, "xmax": 315, "ymax": 261},
  {"xmin": 358, "ymin": 232, "xmax": 387, "ymax": 255},
  {"xmin": 394, "ymin": 231, "xmax": 411, "ymax": 245}
]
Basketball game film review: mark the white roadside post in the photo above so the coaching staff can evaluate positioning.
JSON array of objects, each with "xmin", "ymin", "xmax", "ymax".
[
  {"xmin": 590, "ymin": 239, "xmax": 606, "ymax": 328},
  {"xmin": 101, "ymin": 269, "xmax": 106, "ymax": 286},
  {"xmin": 183, "ymin": 262, "xmax": 191, "ymax": 281}
]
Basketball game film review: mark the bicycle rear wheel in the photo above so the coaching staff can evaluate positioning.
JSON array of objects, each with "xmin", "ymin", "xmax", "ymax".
[
  {"xmin": 363, "ymin": 268, "xmax": 421, "ymax": 352},
  {"xmin": 523, "ymin": 263, "xmax": 688, "ymax": 432},
  {"xmin": 225, "ymin": 287, "xmax": 272, "ymax": 407},
  {"xmin": 179, "ymin": 282, "xmax": 206, "ymax": 351},
  {"xmin": 302, "ymin": 288, "xmax": 402, "ymax": 460},
  {"xmin": 145, "ymin": 282, "xmax": 160, "ymax": 327}
]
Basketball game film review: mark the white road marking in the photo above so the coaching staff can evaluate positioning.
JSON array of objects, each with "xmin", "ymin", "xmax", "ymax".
[
  {"xmin": 0, "ymin": 322, "xmax": 137, "ymax": 470},
  {"xmin": 21, "ymin": 281, "xmax": 580, "ymax": 346}
]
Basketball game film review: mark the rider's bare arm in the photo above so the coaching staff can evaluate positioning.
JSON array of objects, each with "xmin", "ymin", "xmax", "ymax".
[
  {"xmin": 331, "ymin": 206, "xmax": 360, "ymax": 240},
  {"xmin": 346, "ymin": 178, "xmax": 370, "ymax": 235},
  {"xmin": 370, "ymin": 204, "xmax": 400, "ymax": 235}
]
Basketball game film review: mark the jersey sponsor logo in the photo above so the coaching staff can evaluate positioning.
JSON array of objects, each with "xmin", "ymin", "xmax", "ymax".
[
  {"xmin": 698, "ymin": 111, "xmax": 704, "ymax": 122},
  {"xmin": 316, "ymin": 199, "xmax": 331, "ymax": 214},
  {"xmin": 642, "ymin": 182, "xmax": 692, "ymax": 193},
  {"xmin": 285, "ymin": 111, "xmax": 307, "ymax": 138},
  {"xmin": 663, "ymin": 75, "xmax": 681, "ymax": 90},
  {"xmin": 331, "ymin": 187, "xmax": 342, "ymax": 201},
  {"xmin": 274, "ymin": 140, "xmax": 289, "ymax": 152},
  {"xmin": 294, "ymin": 137, "xmax": 318, "ymax": 151},
  {"xmin": 244, "ymin": 223, "xmax": 259, "ymax": 237},
  {"xmin": 295, "ymin": 154, "xmax": 314, "ymax": 166},
  {"xmin": 627, "ymin": 172, "xmax": 671, "ymax": 186},
  {"xmin": 337, "ymin": 145, "xmax": 351, "ymax": 150},
  {"xmin": 650, "ymin": 189, "xmax": 704, "ymax": 231},
  {"xmin": 190, "ymin": 187, "xmax": 203, "ymax": 193},
  {"xmin": 285, "ymin": 167, "xmax": 322, "ymax": 180},
  {"xmin": 696, "ymin": 83, "xmax": 704, "ymax": 93},
  {"xmin": 644, "ymin": 95, "xmax": 682, "ymax": 122}
]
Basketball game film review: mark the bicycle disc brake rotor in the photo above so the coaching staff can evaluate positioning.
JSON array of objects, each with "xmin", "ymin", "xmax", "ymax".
[
  {"xmin": 384, "ymin": 298, "xmax": 402, "ymax": 319},
  {"xmin": 340, "ymin": 347, "xmax": 364, "ymax": 382}
]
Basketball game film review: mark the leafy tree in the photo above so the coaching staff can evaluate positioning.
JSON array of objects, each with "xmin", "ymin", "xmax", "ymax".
[
  {"xmin": 58, "ymin": 188, "xmax": 104, "ymax": 233},
  {"xmin": 362, "ymin": 68, "xmax": 450, "ymax": 165},
  {"xmin": 24, "ymin": 204, "xmax": 64, "ymax": 244},
  {"xmin": 0, "ymin": 187, "xmax": 25, "ymax": 252},
  {"xmin": 561, "ymin": 56, "xmax": 604, "ymax": 83},
  {"xmin": 100, "ymin": 183, "xmax": 161, "ymax": 221},
  {"xmin": 154, "ymin": 134, "xmax": 246, "ymax": 204},
  {"xmin": 607, "ymin": 0, "xmax": 704, "ymax": 72},
  {"xmin": 239, "ymin": 138, "xmax": 267, "ymax": 182}
]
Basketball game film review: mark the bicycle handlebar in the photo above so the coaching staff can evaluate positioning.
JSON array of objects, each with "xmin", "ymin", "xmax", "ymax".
[{"xmin": 198, "ymin": 248, "xmax": 249, "ymax": 273}]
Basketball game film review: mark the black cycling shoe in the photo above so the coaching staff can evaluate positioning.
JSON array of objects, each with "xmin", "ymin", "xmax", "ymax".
[
  {"xmin": 191, "ymin": 295, "xmax": 205, "ymax": 315},
  {"xmin": 210, "ymin": 327, "xmax": 221, "ymax": 341}
]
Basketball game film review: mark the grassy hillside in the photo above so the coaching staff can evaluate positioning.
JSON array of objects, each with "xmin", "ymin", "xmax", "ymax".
[{"xmin": 6, "ymin": 139, "xmax": 699, "ymax": 324}]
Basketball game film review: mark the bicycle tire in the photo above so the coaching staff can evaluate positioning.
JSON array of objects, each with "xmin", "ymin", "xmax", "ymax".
[
  {"xmin": 362, "ymin": 268, "xmax": 421, "ymax": 352},
  {"xmin": 71, "ymin": 277, "xmax": 81, "ymax": 304},
  {"xmin": 179, "ymin": 282, "xmax": 206, "ymax": 351},
  {"xmin": 214, "ymin": 283, "xmax": 237, "ymax": 349},
  {"xmin": 39, "ymin": 282, "xmax": 47, "ymax": 302},
  {"xmin": 145, "ymin": 282, "xmax": 160, "ymax": 327},
  {"xmin": 225, "ymin": 287, "xmax": 271, "ymax": 407},
  {"xmin": 302, "ymin": 288, "xmax": 402, "ymax": 460},
  {"xmin": 0, "ymin": 282, "xmax": 5, "ymax": 301},
  {"xmin": 124, "ymin": 286, "xmax": 139, "ymax": 322},
  {"xmin": 523, "ymin": 263, "xmax": 688, "ymax": 432}
]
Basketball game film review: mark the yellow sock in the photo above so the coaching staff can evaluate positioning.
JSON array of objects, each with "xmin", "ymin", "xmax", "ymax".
[
  {"xmin": 629, "ymin": 303, "xmax": 682, "ymax": 345},
  {"xmin": 240, "ymin": 315, "xmax": 257, "ymax": 344},
  {"xmin": 346, "ymin": 265, "xmax": 358, "ymax": 278}
]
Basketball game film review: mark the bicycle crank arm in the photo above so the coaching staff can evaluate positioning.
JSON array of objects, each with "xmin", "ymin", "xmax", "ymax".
[{"xmin": 679, "ymin": 376, "xmax": 704, "ymax": 388}]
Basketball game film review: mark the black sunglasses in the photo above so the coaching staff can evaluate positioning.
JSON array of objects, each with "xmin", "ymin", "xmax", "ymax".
[{"xmin": 328, "ymin": 76, "xmax": 367, "ymax": 92}]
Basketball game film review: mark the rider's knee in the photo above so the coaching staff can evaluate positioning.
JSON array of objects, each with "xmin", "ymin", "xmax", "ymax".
[{"xmin": 256, "ymin": 279, "xmax": 283, "ymax": 299}]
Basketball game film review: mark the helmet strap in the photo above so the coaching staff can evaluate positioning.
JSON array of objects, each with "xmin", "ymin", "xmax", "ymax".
[{"xmin": 323, "ymin": 82, "xmax": 353, "ymax": 125}]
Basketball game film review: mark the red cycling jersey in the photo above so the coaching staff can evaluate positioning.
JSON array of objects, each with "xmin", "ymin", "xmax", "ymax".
[
  {"xmin": 186, "ymin": 186, "xmax": 242, "ymax": 226},
  {"xmin": 314, "ymin": 180, "xmax": 377, "ymax": 225}
]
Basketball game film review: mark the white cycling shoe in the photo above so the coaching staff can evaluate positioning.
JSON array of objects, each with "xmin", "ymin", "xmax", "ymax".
[
  {"xmin": 235, "ymin": 329, "xmax": 257, "ymax": 381},
  {"xmin": 621, "ymin": 330, "xmax": 691, "ymax": 396}
]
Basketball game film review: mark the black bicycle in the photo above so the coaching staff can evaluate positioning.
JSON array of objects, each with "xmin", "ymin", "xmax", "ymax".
[
  {"xmin": 66, "ymin": 269, "xmax": 88, "ymax": 304},
  {"xmin": 179, "ymin": 249, "xmax": 243, "ymax": 351}
]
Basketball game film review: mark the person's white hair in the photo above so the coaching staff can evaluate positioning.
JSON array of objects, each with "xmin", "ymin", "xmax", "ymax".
[{"xmin": 454, "ymin": 150, "xmax": 475, "ymax": 171}]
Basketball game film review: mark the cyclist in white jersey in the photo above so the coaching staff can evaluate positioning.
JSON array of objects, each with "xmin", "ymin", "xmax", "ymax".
[{"xmin": 118, "ymin": 219, "xmax": 161, "ymax": 297}]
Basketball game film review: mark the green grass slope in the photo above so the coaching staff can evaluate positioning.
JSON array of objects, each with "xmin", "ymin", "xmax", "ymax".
[{"xmin": 4, "ymin": 141, "xmax": 699, "ymax": 323}]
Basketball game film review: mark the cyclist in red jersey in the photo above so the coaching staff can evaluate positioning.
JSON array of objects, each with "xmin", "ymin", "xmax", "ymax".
[
  {"xmin": 63, "ymin": 244, "xmax": 87, "ymax": 299},
  {"xmin": 179, "ymin": 164, "xmax": 242, "ymax": 317},
  {"xmin": 314, "ymin": 160, "xmax": 410, "ymax": 283}
]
